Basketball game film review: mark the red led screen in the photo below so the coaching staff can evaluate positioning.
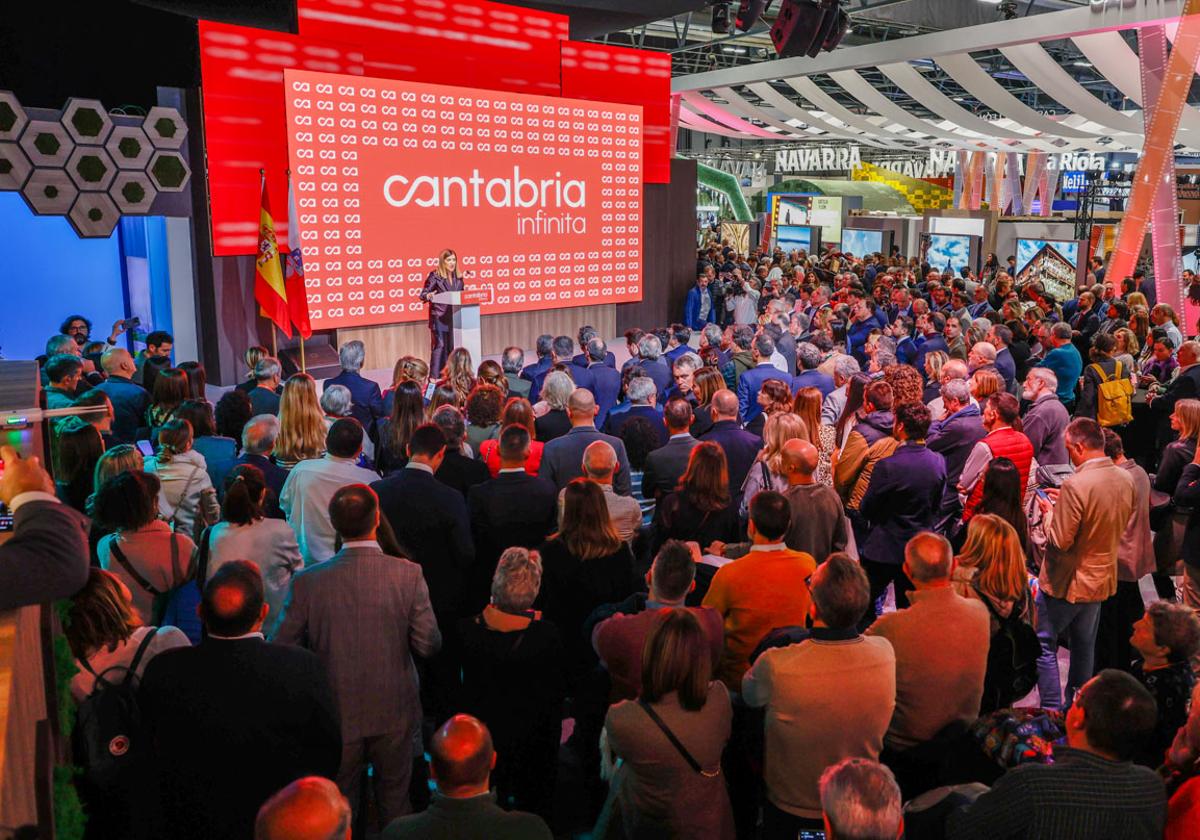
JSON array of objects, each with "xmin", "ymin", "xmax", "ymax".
[{"xmin": 283, "ymin": 70, "xmax": 643, "ymax": 330}]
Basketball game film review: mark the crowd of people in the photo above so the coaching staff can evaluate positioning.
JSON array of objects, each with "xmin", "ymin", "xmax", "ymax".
[{"xmin": 5, "ymin": 239, "xmax": 1200, "ymax": 839}]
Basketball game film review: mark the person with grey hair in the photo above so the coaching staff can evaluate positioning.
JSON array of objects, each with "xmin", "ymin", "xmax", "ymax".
[
  {"xmin": 249, "ymin": 356, "xmax": 284, "ymax": 417},
  {"xmin": 820, "ymin": 355, "xmax": 862, "ymax": 426},
  {"xmin": 535, "ymin": 370, "xmax": 575, "ymax": 443},
  {"xmin": 737, "ymin": 332, "xmax": 781, "ymax": 422},
  {"xmin": 743, "ymin": 554, "xmax": 896, "ymax": 836},
  {"xmin": 562, "ymin": 440, "xmax": 642, "ymax": 541},
  {"xmin": 794, "ymin": 342, "xmax": 835, "ymax": 398},
  {"xmin": 456, "ymin": 546, "xmax": 566, "ymax": 819},
  {"xmin": 699, "ymin": 323, "xmax": 729, "ymax": 367},
  {"xmin": 321, "ymin": 384, "xmax": 374, "ymax": 463},
  {"xmin": 818, "ymin": 758, "xmax": 902, "ymax": 840},
  {"xmin": 666, "ymin": 351, "xmax": 703, "ymax": 404},
  {"xmin": 501, "ymin": 346, "xmax": 531, "ymax": 399},
  {"xmin": 431, "ymin": 405, "xmax": 490, "ymax": 497},
  {"xmin": 637, "ymin": 333, "xmax": 673, "ymax": 398},
  {"xmin": 572, "ymin": 326, "xmax": 617, "ymax": 369},
  {"xmin": 1021, "ymin": 366, "xmax": 1070, "ymax": 466},
  {"xmin": 324, "ymin": 340, "xmax": 385, "ymax": 431},
  {"xmin": 927, "ymin": 378, "xmax": 986, "ymax": 523},
  {"xmin": 926, "ymin": 358, "xmax": 973, "ymax": 419},
  {"xmin": 1032, "ymin": 320, "xmax": 1083, "ymax": 408},
  {"xmin": 603, "ymin": 375, "xmax": 665, "ymax": 442}
]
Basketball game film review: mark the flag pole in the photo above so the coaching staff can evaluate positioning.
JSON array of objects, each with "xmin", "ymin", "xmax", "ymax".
[
  {"xmin": 271, "ymin": 323, "xmax": 277, "ymax": 357},
  {"xmin": 299, "ymin": 336, "xmax": 306, "ymax": 372}
]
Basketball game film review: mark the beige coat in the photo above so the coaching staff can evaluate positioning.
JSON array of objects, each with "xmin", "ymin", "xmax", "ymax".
[{"xmin": 1038, "ymin": 457, "xmax": 1136, "ymax": 603}]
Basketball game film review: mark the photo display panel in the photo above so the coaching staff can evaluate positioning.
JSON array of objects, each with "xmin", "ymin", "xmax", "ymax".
[{"xmin": 283, "ymin": 69, "xmax": 643, "ymax": 330}]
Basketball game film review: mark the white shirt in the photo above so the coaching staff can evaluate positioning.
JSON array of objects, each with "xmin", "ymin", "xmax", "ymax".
[
  {"xmin": 750, "ymin": 542, "xmax": 788, "ymax": 552},
  {"xmin": 280, "ymin": 455, "xmax": 381, "ymax": 565},
  {"xmin": 727, "ymin": 287, "xmax": 761, "ymax": 326},
  {"xmin": 770, "ymin": 350, "xmax": 789, "ymax": 374}
]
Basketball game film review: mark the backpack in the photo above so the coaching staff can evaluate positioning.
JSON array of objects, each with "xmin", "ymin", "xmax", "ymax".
[
  {"xmin": 976, "ymin": 586, "xmax": 1041, "ymax": 713},
  {"xmin": 1091, "ymin": 361, "xmax": 1133, "ymax": 427},
  {"xmin": 73, "ymin": 628, "xmax": 159, "ymax": 800}
]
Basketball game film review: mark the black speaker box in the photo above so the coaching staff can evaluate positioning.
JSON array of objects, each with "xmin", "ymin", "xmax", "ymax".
[{"xmin": 771, "ymin": 0, "xmax": 826, "ymax": 59}]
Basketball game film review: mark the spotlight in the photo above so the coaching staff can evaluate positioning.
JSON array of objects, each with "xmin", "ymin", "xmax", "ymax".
[{"xmin": 713, "ymin": 1, "xmax": 732, "ymax": 34}]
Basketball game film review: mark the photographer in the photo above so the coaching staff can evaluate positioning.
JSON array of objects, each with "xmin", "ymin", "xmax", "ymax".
[{"xmin": 726, "ymin": 270, "xmax": 761, "ymax": 326}]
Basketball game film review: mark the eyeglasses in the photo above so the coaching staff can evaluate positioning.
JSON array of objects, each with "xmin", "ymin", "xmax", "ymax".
[{"xmin": 804, "ymin": 572, "xmax": 814, "ymax": 591}]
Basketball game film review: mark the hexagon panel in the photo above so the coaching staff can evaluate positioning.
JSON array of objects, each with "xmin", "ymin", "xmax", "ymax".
[
  {"xmin": 147, "ymin": 149, "xmax": 190, "ymax": 192},
  {"xmin": 0, "ymin": 142, "xmax": 32, "ymax": 191},
  {"xmin": 21, "ymin": 169, "xmax": 78, "ymax": 215},
  {"xmin": 143, "ymin": 106, "xmax": 187, "ymax": 150},
  {"xmin": 105, "ymin": 124, "xmax": 153, "ymax": 170},
  {"xmin": 109, "ymin": 171, "xmax": 157, "ymax": 214},
  {"xmin": 69, "ymin": 192, "xmax": 120, "ymax": 238},
  {"xmin": 19, "ymin": 119, "xmax": 73, "ymax": 167},
  {"xmin": 66, "ymin": 146, "xmax": 117, "ymax": 192},
  {"xmin": 0, "ymin": 91, "xmax": 28, "ymax": 143},
  {"xmin": 62, "ymin": 98, "xmax": 113, "ymax": 145}
]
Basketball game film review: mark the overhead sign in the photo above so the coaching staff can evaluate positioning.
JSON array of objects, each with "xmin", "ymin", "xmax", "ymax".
[
  {"xmin": 776, "ymin": 146, "xmax": 1106, "ymax": 176},
  {"xmin": 1061, "ymin": 170, "xmax": 1090, "ymax": 193}
]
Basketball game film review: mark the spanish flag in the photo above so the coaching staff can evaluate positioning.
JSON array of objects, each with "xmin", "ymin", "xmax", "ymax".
[
  {"xmin": 283, "ymin": 171, "xmax": 312, "ymax": 339},
  {"xmin": 255, "ymin": 172, "xmax": 292, "ymax": 338}
]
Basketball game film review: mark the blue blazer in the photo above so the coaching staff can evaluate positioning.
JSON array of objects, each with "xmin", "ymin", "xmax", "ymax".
[
  {"xmin": 323, "ymin": 370, "xmax": 384, "ymax": 431},
  {"xmin": 584, "ymin": 364, "xmax": 622, "ymax": 427},
  {"xmin": 698, "ymin": 419, "xmax": 763, "ymax": 495},
  {"xmin": 640, "ymin": 357, "xmax": 674, "ymax": 400},
  {"xmin": 791, "ymin": 369, "xmax": 836, "ymax": 398},
  {"xmin": 737, "ymin": 362, "xmax": 787, "ymax": 422},
  {"xmin": 94, "ymin": 375, "xmax": 150, "ymax": 444},
  {"xmin": 914, "ymin": 334, "xmax": 949, "ymax": 379},
  {"xmin": 995, "ymin": 347, "xmax": 1016, "ymax": 387},
  {"xmin": 859, "ymin": 443, "xmax": 946, "ymax": 566},
  {"xmin": 684, "ymin": 285, "xmax": 715, "ymax": 331},
  {"xmin": 571, "ymin": 351, "xmax": 617, "ymax": 369},
  {"xmin": 604, "ymin": 404, "xmax": 667, "ymax": 448}
]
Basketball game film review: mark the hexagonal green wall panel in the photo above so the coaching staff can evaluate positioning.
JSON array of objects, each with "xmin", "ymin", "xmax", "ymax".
[
  {"xmin": 69, "ymin": 192, "xmax": 120, "ymax": 238},
  {"xmin": 148, "ymin": 150, "xmax": 190, "ymax": 192},
  {"xmin": 66, "ymin": 146, "xmax": 117, "ymax": 191},
  {"xmin": 21, "ymin": 169, "xmax": 78, "ymax": 215},
  {"xmin": 109, "ymin": 170, "xmax": 157, "ymax": 214},
  {"xmin": 62, "ymin": 98, "xmax": 113, "ymax": 145},
  {"xmin": 19, "ymin": 119, "xmax": 73, "ymax": 167},
  {"xmin": 0, "ymin": 142, "xmax": 32, "ymax": 191},
  {"xmin": 104, "ymin": 124, "xmax": 153, "ymax": 170},
  {"xmin": 144, "ymin": 106, "xmax": 187, "ymax": 150},
  {"xmin": 0, "ymin": 91, "xmax": 28, "ymax": 142}
]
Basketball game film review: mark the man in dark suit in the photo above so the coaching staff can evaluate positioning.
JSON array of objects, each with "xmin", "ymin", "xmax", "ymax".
[
  {"xmin": 541, "ymin": 389, "xmax": 632, "ymax": 496},
  {"xmin": 698, "ymin": 389, "xmax": 762, "ymax": 493},
  {"xmin": 913, "ymin": 313, "xmax": 950, "ymax": 380},
  {"xmin": 383, "ymin": 715, "xmax": 551, "ymax": 839},
  {"xmin": 520, "ymin": 334, "xmax": 554, "ymax": 384},
  {"xmin": 467, "ymin": 426, "xmax": 557, "ymax": 614},
  {"xmin": 218, "ymin": 415, "xmax": 288, "ymax": 518},
  {"xmin": 0, "ymin": 445, "xmax": 90, "ymax": 610},
  {"xmin": 642, "ymin": 398, "xmax": 699, "ymax": 502},
  {"xmin": 430, "ymin": 405, "xmax": 490, "ymax": 498},
  {"xmin": 501, "ymin": 347, "xmax": 532, "ymax": 400},
  {"xmin": 141, "ymin": 562, "xmax": 342, "ymax": 840},
  {"xmin": 736, "ymin": 332, "xmax": 784, "ymax": 423},
  {"xmin": 323, "ymin": 340, "xmax": 384, "ymax": 431},
  {"xmin": 371, "ymin": 424, "xmax": 474, "ymax": 624},
  {"xmin": 603, "ymin": 376, "xmax": 665, "ymax": 446},
  {"xmin": 274, "ymin": 486, "xmax": 441, "ymax": 828},
  {"xmin": 636, "ymin": 334, "xmax": 673, "ymax": 399},
  {"xmin": 664, "ymin": 324, "xmax": 693, "ymax": 365},
  {"xmin": 571, "ymin": 325, "xmax": 617, "ymax": 369},
  {"xmin": 248, "ymin": 356, "xmax": 284, "ymax": 417},
  {"xmin": 529, "ymin": 335, "xmax": 576, "ymax": 405},
  {"xmin": 858, "ymin": 402, "xmax": 947, "ymax": 622},
  {"xmin": 1152, "ymin": 340, "xmax": 1200, "ymax": 446},
  {"xmin": 766, "ymin": 322, "xmax": 797, "ymax": 377},
  {"xmin": 581, "ymin": 337, "xmax": 621, "ymax": 428},
  {"xmin": 93, "ymin": 348, "xmax": 150, "ymax": 444},
  {"xmin": 926, "ymin": 379, "xmax": 986, "ymax": 524},
  {"xmin": 792, "ymin": 341, "xmax": 836, "ymax": 397}
]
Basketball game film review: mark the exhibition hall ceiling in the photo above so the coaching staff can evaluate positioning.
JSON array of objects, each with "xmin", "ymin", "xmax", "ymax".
[{"xmin": 574, "ymin": 0, "xmax": 1200, "ymax": 154}]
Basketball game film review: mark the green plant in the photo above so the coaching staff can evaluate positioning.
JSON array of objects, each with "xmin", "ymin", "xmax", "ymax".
[
  {"xmin": 0, "ymin": 102, "xmax": 16, "ymax": 133},
  {"xmin": 53, "ymin": 600, "xmax": 85, "ymax": 840},
  {"xmin": 44, "ymin": 184, "xmax": 59, "ymax": 199},
  {"xmin": 117, "ymin": 137, "xmax": 141, "ymax": 159},
  {"xmin": 121, "ymin": 181, "xmax": 146, "ymax": 204},
  {"xmin": 70, "ymin": 108, "xmax": 104, "ymax": 138},
  {"xmin": 154, "ymin": 117, "xmax": 177, "ymax": 138},
  {"xmin": 33, "ymin": 132, "xmax": 61, "ymax": 157},
  {"xmin": 76, "ymin": 155, "xmax": 108, "ymax": 183}
]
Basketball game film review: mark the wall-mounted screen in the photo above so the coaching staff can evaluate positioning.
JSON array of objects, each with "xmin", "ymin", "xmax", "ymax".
[
  {"xmin": 927, "ymin": 216, "xmax": 985, "ymax": 237},
  {"xmin": 810, "ymin": 195, "xmax": 843, "ymax": 242},
  {"xmin": 776, "ymin": 196, "xmax": 812, "ymax": 226},
  {"xmin": 777, "ymin": 224, "xmax": 819, "ymax": 253},
  {"xmin": 841, "ymin": 228, "xmax": 883, "ymax": 256},
  {"xmin": 1015, "ymin": 238, "xmax": 1082, "ymax": 301},
  {"xmin": 921, "ymin": 233, "xmax": 974, "ymax": 275}
]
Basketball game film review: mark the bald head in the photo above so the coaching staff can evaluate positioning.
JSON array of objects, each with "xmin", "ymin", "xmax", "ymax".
[
  {"xmin": 255, "ymin": 777, "xmax": 350, "ymax": 840},
  {"xmin": 582, "ymin": 440, "xmax": 617, "ymax": 481},
  {"xmin": 904, "ymin": 532, "xmax": 954, "ymax": 583},
  {"xmin": 941, "ymin": 359, "xmax": 969, "ymax": 383},
  {"xmin": 567, "ymin": 388, "xmax": 597, "ymax": 423},
  {"xmin": 712, "ymin": 389, "xmax": 739, "ymax": 420},
  {"xmin": 782, "ymin": 438, "xmax": 819, "ymax": 484},
  {"xmin": 201, "ymin": 560, "xmax": 267, "ymax": 637},
  {"xmin": 431, "ymin": 714, "xmax": 495, "ymax": 797},
  {"xmin": 101, "ymin": 347, "xmax": 136, "ymax": 377}
]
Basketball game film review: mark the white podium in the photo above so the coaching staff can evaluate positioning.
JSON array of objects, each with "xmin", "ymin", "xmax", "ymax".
[{"xmin": 430, "ymin": 290, "xmax": 484, "ymax": 364}]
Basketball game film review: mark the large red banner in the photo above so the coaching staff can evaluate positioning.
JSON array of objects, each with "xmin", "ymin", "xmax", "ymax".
[{"xmin": 283, "ymin": 70, "xmax": 643, "ymax": 330}]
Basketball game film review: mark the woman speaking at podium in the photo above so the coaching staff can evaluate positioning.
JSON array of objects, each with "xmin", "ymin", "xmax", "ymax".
[{"xmin": 419, "ymin": 248, "xmax": 466, "ymax": 375}]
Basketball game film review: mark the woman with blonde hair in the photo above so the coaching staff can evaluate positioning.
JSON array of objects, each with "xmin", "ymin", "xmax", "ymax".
[
  {"xmin": 1156, "ymin": 399, "xmax": 1200, "ymax": 496},
  {"xmin": 476, "ymin": 359, "xmax": 509, "ymax": 397},
  {"xmin": 274, "ymin": 373, "xmax": 327, "ymax": 469},
  {"xmin": 440, "ymin": 346, "xmax": 477, "ymax": 407},
  {"xmin": 922, "ymin": 350, "xmax": 949, "ymax": 403},
  {"xmin": 1113, "ymin": 327, "xmax": 1140, "ymax": 377},
  {"xmin": 739, "ymin": 412, "xmax": 807, "ymax": 520},
  {"xmin": 419, "ymin": 247, "xmax": 465, "ymax": 374},
  {"xmin": 952, "ymin": 513, "xmax": 1035, "ymax": 711},
  {"xmin": 792, "ymin": 386, "xmax": 835, "ymax": 486}
]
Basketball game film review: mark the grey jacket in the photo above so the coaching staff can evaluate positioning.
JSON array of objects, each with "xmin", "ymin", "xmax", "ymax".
[
  {"xmin": 273, "ymin": 544, "xmax": 441, "ymax": 740},
  {"xmin": 1022, "ymin": 392, "xmax": 1070, "ymax": 467}
]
